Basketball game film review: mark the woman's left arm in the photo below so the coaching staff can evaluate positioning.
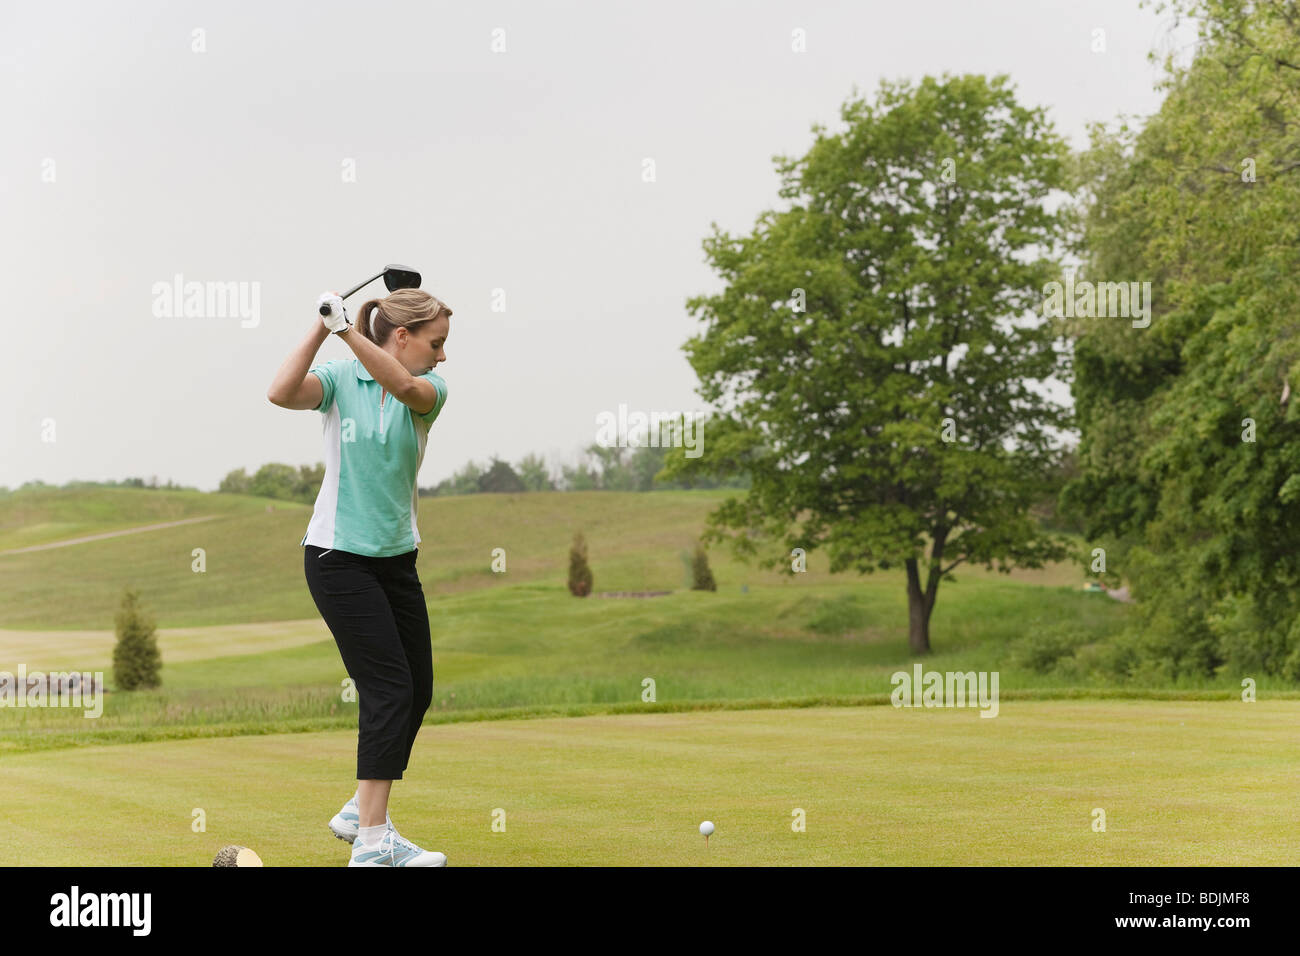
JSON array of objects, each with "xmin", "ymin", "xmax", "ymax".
[{"xmin": 337, "ymin": 326, "xmax": 422, "ymax": 404}]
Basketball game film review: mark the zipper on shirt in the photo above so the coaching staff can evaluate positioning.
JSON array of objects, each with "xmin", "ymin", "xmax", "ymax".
[{"xmin": 379, "ymin": 388, "xmax": 385, "ymax": 433}]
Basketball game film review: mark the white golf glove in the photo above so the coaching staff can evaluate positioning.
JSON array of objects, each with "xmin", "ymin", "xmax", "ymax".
[{"xmin": 318, "ymin": 292, "xmax": 351, "ymax": 334}]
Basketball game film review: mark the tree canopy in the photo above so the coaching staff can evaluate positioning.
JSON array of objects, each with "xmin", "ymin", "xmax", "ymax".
[{"xmin": 664, "ymin": 73, "xmax": 1075, "ymax": 652}]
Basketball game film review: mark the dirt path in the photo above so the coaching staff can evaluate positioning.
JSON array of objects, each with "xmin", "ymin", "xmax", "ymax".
[{"xmin": 0, "ymin": 515, "xmax": 222, "ymax": 556}]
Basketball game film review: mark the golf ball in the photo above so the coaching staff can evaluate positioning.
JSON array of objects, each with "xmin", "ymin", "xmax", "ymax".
[{"xmin": 699, "ymin": 821, "xmax": 715, "ymax": 836}]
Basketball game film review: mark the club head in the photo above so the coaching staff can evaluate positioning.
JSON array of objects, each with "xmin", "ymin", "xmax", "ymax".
[{"xmin": 382, "ymin": 264, "xmax": 422, "ymax": 293}]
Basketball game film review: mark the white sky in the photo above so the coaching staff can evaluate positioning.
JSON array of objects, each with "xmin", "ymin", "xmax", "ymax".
[{"xmin": 0, "ymin": 0, "xmax": 1197, "ymax": 491}]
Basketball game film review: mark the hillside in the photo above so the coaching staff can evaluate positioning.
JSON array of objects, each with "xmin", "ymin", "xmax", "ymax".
[{"xmin": 0, "ymin": 487, "xmax": 1088, "ymax": 631}]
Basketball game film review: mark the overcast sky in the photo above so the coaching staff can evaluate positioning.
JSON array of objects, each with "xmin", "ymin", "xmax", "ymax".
[{"xmin": 0, "ymin": 0, "xmax": 1197, "ymax": 492}]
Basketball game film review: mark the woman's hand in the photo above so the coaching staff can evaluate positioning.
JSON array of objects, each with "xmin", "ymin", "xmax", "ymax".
[{"xmin": 318, "ymin": 292, "xmax": 351, "ymax": 334}]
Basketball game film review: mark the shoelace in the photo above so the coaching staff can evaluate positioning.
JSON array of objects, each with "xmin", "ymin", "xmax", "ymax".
[
  {"xmin": 363, "ymin": 827, "xmax": 409, "ymax": 866},
  {"xmin": 387, "ymin": 830, "xmax": 421, "ymax": 864},
  {"xmin": 349, "ymin": 809, "xmax": 419, "ymax": 865},
  {"xmin": 356, "ymin": 831, "xmax": 398, "ymax": 866}
]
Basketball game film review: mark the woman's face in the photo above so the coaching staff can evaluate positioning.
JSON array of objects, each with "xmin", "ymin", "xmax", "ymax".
[{"xmin": 398, "ymin": 315, "xmax": 450, "ymax": 374}]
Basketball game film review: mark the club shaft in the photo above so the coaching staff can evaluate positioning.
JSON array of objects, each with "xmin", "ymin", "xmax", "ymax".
[{"xmin": 319, "ymin": 270, "xmax": 385, "ymax": 315}]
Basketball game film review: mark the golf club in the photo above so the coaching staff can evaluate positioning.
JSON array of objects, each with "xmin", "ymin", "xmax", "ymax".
[{"xmin": 318, "ymin": 263, "xmax": 422, "ymax": 315}]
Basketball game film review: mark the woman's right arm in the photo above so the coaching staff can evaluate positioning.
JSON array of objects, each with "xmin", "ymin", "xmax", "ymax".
[{"xmin": 267, "ymin": 319, "xmax": 331, "ymax": 408}]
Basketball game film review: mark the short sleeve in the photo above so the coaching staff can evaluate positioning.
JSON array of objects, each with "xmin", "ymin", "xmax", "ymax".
[
  {"xmin": 417, "ymin": 370, "xmax": 448, "ymax": 425},
  {"xmin": 308, "ymin": 360, "xmax": 339, "ymax": 413}
]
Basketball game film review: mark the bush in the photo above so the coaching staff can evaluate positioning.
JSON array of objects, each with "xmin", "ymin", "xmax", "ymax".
[
  {"xmin": 691, "ymin": 542, "xmax": 716, "ymax": 591},
  {"xmin": 567, "ymin": 531, "xmax": 593, "ymax": 597},
  {"xmin": 113, "ymin": 588, "xmax": 162, "ymax": 690},
  {"xmin": 1053, "ymin": 634, "xmax": 1150, "ymax": 684},
  {"xmin": 1007, "ymin": 626, "xmax": 1093, "ymax": 674}
]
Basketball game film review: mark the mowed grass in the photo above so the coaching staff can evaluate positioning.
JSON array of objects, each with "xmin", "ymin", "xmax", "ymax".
[
  {"xmin": 6, "ymin": 560, "xmax": 1293, "ymax": 754},
  {"xmin": 3, "ymin": 489, "xmax": 1297, "ymax": 867},
  {"xmin": 0, "ymin": 580, "xmax": 1169, "ymax": 754},
  {"xmin": 1, "ymin": 701, "xmax": 1295, "ymax": 866},
  {"xmin": 0, "ymin": 619, "xmax": 332, "ymax": 672}
]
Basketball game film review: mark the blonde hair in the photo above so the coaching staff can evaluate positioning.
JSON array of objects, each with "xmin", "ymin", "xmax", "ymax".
[{"xmin": 356, "ymin": 288, "xmax": 452, "ymax": 347}]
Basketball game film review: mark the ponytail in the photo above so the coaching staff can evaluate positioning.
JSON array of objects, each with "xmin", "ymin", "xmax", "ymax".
[{"xmin": 354, "ymin": 289, "xmax": 450, "ymax": 346}]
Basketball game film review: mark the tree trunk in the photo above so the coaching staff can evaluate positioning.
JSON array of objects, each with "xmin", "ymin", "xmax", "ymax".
[
  {"xmin": 905, "ymin": 529, "xmax": 949, "ymax": 654},
  {"xmin": 905, "ymin": 558, "xmax": 931, "ymax": 654}
]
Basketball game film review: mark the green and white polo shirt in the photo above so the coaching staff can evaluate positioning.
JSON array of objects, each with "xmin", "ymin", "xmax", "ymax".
[{"xmin": 299, "ymin": 358, "xmax": 448, "ymax": 557}]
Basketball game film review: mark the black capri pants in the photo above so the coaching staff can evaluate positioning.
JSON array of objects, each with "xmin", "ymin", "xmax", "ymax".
[{"xmin": 304, "ymin": 544, "xmax": 433, "ymax": 780}]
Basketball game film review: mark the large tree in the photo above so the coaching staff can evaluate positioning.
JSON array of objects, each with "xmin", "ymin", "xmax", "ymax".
[{"xmin": 664, "ymin": 74, "xmax": 1073, "ymax": 653}]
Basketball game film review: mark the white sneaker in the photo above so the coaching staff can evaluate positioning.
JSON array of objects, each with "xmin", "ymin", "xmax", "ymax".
[
  {"xmin": 329, "ymin": 793, "xmax": 393, "ymax": 844},
  {"xmin": 328, "ymin": 793, "xmax": 361, "ymax": 843},
  {"xmin": 348, "ymin": 824, "xmax": 447, "ymax": 867}
]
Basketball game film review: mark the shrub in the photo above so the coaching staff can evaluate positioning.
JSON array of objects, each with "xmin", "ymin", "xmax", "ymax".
[
  {"xmin": 691, "ymin": 542, "xmax": 716, "ymax": 591},
  {"xmin": 567, "ymin": 531, "xmax": 593, "ymax": 597},
  {"xmin": 113, "ymin": 588, "xmax": 162, "ymax": 690},
  {"xmin": 1007, "ymin": 627, "xmax": 1092, "ymax": 674}
]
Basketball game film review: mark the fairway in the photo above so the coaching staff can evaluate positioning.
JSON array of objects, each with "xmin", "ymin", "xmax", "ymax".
[
  {"xmin": 2, "ymin": 700, "xmax": 1294, "ymax": 866},
  {"xmin": 0, "ymin": 619, "xmax": 332, "ymax": 672}
]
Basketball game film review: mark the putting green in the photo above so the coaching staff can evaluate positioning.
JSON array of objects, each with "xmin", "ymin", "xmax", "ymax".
[{"xmin": 1, "ymin": 700, "xmax": 1294, "ymax": 865}]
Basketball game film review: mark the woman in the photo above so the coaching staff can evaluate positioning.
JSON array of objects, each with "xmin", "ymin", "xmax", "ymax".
[{"xmin": 266, "ymin": 287, "xmax": 451, "ymax": 867}]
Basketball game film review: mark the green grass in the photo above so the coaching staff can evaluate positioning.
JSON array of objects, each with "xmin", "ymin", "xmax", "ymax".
[
  {"xmin": 0, "ymin": 486, "xmax": 279, "ymax": 553},
  {"xmin": 2, "ymin": 487, "xmax": 1296, "ymax": 866},
  {"xmin": 2, "ymin": 701, "xmax": 1296, "ymax": 865},
  {"xmin": 0, "ymin": 618, "xmax": 332, "ymax": 672},
  {"xmin": 5, "ymin": 578, "xmax": 1290, "ymax": 756},
  {"xmin": 0, "ymin": 485, "xmax": 1290, "ymax": 760},
  {"xmin": 0, "ymin": 486, "xmax": 1088, "ymax": 630}
]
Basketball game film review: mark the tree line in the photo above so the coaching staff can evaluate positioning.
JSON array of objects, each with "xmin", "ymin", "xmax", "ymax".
[{"xmin": 214, "ymin": 440, "xmax": 749, "ymax": 505}]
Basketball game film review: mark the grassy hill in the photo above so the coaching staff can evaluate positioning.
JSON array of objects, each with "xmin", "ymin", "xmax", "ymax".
[
  {"xmin": 0, "ymin": 486, "xmax": 275, "ymax": 553},
  {"xmin": 6, "ymin": 485, "xmax": 1287, "ymax": 759},
  {"xmin": 0, "ymin": 486, "xmax": 1086, "ymax": 631}
]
